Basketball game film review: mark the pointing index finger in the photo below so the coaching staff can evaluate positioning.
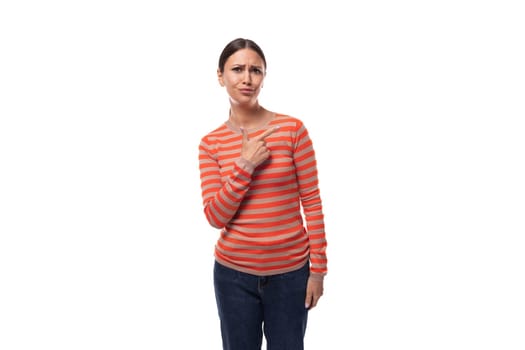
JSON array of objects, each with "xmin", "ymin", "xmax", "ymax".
[{"xmin": 255, "ymin": 125, "xmax": 280, "ymax": 141}]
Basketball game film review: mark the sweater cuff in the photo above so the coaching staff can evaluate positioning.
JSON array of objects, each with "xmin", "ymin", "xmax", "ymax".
[{"xmin": 237, "ymin": 157, "xmax": 255, "ymax": 174}]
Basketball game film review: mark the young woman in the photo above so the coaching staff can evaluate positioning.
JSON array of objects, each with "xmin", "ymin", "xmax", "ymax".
[{"xmin": 198, "ymin": 38, "xmax": 328, "ymax": 350}]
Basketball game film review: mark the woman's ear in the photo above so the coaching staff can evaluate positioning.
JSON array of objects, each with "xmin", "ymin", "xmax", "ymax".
[{"xmin": 217, "ymin": 69, "xmax": 224, "ymax": 87}]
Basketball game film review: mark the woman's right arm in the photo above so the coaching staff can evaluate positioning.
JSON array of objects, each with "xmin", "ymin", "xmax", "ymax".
[{"xmin": 198, "ymin": 141, "xmax": 255, "ymax": 229}]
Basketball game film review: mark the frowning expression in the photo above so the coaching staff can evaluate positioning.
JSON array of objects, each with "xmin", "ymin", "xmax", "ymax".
[{"xmin": 217, "ymin": 48, "xmax": 266, "ymax": 106}]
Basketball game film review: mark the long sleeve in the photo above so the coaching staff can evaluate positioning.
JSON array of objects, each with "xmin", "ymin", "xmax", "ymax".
[
  {"xmin": 199, "ymin": 137, "xmax": 255, "ymax": 228},
  {"xmin": 292, "ymin": 123, "xmax": 328, "ymax": 278}
]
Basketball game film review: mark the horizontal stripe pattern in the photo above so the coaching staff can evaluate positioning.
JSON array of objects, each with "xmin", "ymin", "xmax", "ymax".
[{"xmin": 199, "ymin": 114, "xmax": 327, "ymax": 278}]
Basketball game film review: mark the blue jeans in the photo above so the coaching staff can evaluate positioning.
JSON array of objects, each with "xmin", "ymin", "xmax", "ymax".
[{"xmin": 214, "ymin": 261, "xmax": 309, "ymax": 350}]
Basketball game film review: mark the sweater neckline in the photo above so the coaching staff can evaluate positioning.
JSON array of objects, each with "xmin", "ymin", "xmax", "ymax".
[{"xmin": 225, "ymin": 112, "xmax": 276, "ymax": 133}]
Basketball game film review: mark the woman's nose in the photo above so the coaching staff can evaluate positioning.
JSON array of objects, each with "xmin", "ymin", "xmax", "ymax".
[{"xmin": 243, "ymin": 71, "xmax": 252, "ymax": 84}]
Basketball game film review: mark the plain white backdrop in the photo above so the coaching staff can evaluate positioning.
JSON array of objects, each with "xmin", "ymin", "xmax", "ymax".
[{"xmin": 1, "ymin": 1, "xmax": 524, "ymax": 349}]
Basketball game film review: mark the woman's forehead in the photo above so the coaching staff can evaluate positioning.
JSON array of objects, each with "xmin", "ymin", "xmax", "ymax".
[{"xmin": 226, "ymin": 49, "xmax": 265, "ymax": 66}]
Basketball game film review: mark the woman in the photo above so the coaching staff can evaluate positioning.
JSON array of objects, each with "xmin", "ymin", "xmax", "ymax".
[{"xmin": 198, "ymin": 38, "xmax": 328, "ymax": 350}]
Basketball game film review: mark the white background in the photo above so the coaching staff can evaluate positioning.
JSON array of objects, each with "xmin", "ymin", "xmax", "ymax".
[{"xmin": 1, "ymin": 1, "xmax": 524, "ymax": 349}]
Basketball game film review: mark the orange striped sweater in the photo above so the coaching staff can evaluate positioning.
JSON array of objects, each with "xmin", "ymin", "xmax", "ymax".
[{"xmin": 199, "ymin": 114, "xmax": 327, "ymax": 279}]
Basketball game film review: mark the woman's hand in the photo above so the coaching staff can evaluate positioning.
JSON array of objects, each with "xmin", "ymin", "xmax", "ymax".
[
  {"xmin": 240, "ymin": 126, "xmax": 279, "ymax": 167},
  {"xmin": 305, "ymin": 277, "xmax": 324, "ymax": 310}
]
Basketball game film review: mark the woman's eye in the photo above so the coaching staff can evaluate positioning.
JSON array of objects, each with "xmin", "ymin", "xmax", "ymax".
[
  {"xmin": 232, "ymin": 67, "xmax": 242, "ymax": 72},
  {"xmin": 252, "ymin": 68, "xmax": 262, "ymax": 74}
]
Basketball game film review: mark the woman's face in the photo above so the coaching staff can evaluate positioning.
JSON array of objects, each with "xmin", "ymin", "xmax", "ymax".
[{"xmin": 218, "ymin": 48, "xmax": 266, "ymax": 107}]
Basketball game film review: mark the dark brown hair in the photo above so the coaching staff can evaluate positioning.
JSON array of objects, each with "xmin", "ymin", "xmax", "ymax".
[{"xmin": 218, "ymin": 38, "xmax": 267, "ymax": 73}]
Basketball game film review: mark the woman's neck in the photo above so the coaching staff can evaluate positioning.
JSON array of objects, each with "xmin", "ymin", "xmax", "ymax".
[{"xmin": 229, "ymin": 105, "xmax": 265, "ymax": 129}]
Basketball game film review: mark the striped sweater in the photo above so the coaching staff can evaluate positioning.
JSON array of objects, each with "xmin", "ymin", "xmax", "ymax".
[{"xmin": 199, "ymin": 113, "xmax": 327, "ymax": 279}]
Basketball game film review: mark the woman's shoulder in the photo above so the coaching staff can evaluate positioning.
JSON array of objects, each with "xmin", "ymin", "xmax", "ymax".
[
  {"xmin": 272, "ymin": 113, "xmax": 305, "ymax": 130},
  {"xmin": 201, "ymin": 122, "xmax": 231, "ymax": 141}
]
